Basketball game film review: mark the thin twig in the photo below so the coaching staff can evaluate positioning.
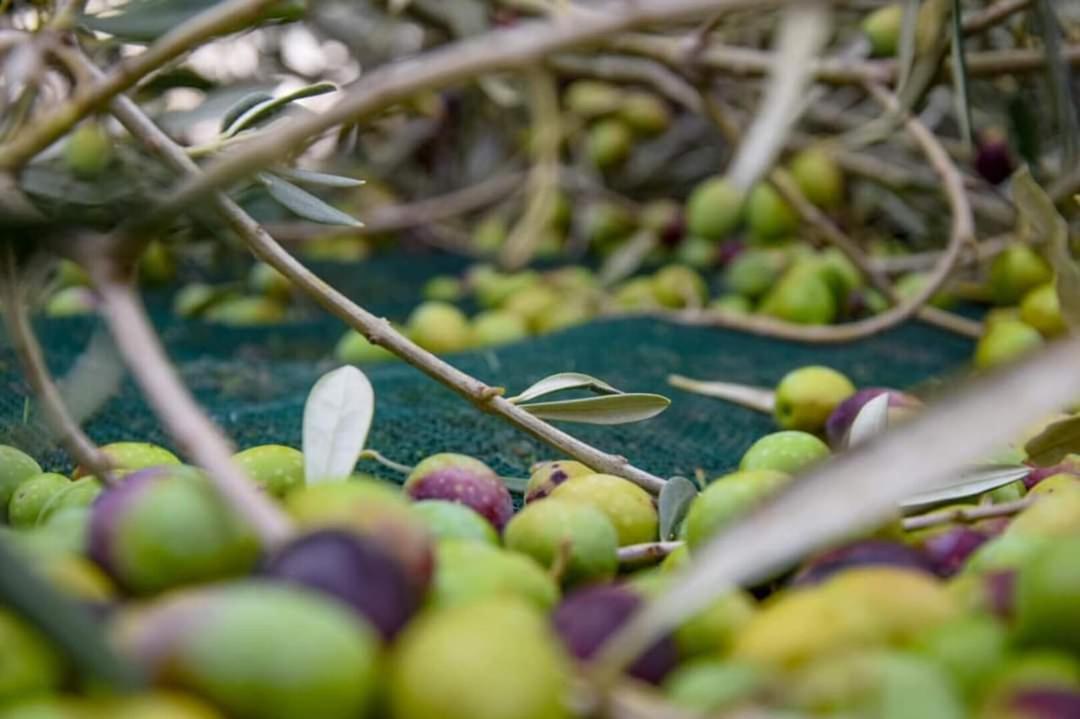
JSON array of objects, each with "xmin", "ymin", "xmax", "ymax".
[
  {"xmin": 617, "ymin": 541, "xmax": 683, "ymax": 567},
  {"xmin": 962, "ymin": 0, "xmax": 1035, "ymax": 34},
  {"xmin": 0, "ymin": 248, "xmax": 114, "ymax": 482},
  {"xmin": 84, "ymin": 266, "xmax": 293, "ymax": 546},
  {"xmin": 901, "ymin": 496, "xmax": 1032, "ymax": 530},
  {"xmin": 137, "ymin": 0, "xmax": 824, "ymax": 231},
  {"xmin": 0, "ymin": 0, "xmax": 283, "ymax": 170},
  {"xmin": 64, "ymin": 49, "xmax": 670, "ymax": 495}
]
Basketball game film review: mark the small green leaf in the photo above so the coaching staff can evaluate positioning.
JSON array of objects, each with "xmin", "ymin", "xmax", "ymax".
[
  {"xmin": 1024, "ymin": 414, "xmax": 1080, "ymax": 466},
  {"xmin": 507, "ymin": 372, "xmax": 622, "ymax": 404},
  {"xmin": 1012, "ymin": 167, "xmax": 1080, "ymax": 327},
  {"xmin": 225, "ymin": 82, "xmax": 337, "ymax": 137},
  {"xmin": 0, "ymin": 538, "xmax": 144, "ymax": 689},
  {"xmin": 518, "ymin": 393, "xmax": 670, "ymax": 425},
  {"xmin": 659, "ymin": 476, "xmax": 698, "ymax": 541},
  {"xmin": 221, "ymin": 91, "xmax": 275, "ymax": 134},
  {"xmin": 846, "ymin": 393, "xmax": 890, "ymax": 448},
  {"xmin": 302, "ymin": 366, "xmax": 374, "ymax": 484},
  {"xmin": 81, "ymin": 0, "xmax": 303, "ymax": 43},
  {"xmin": 274, "ymin": 168, "xmax": 365, "ymax": 188},
  {"xmin": 900, "ymin": 465, "xmax": 1032, "ymax": 513},
  {"xmin": 259, "ymin": 173, "xmax": 362, "ymax": 227}
]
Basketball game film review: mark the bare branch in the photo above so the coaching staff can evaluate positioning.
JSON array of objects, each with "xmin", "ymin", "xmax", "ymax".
[
  {"xmin": 64, "ymin": 49, "xmax": 670, "ymax": 495},
  {"xmin": 0, "ymin": 0, "xmax": 283, "ymax": 170},
  {"xmin": 0, "ymin": 248, "xmax": 114, "ymax": 481}
]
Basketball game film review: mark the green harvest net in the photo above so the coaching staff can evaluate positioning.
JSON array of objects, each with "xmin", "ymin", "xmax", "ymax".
[{"xmin": 0, "ymin": 251, "xmax": 975, "ymax": 486}]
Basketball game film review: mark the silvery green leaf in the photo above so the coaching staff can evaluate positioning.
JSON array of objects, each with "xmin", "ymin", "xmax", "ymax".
[
  {"xmin": 220, "ymin": 91, "xmax": 274, "ymax": 134},
  {"xmin": 1024, "ymin": 414, "xmax": 1080, "ymax": 466},
  {"xmin": 507, "ymin": 372, "xmax": 622, "ymax": 404},
  {"xmin": 518, "ymin": 393, "xmax": 670, "ymax": 425},
  {"xmin": 303, "ymin": 366, "xmax": 374, "ymax": 484},
  {"xmin": 667, "ymin": 375, "xmax": 775, "ymax": 414},
  {"xmin": 81, "ymin": 0, "xmax": 303, "ymax": 43},
  {"xmin": 258, "ymin": 173, "xmax": 362, "ymax": 227},
  {"xmin": 846, "ymin": 392, "xmax": 890, "ymax": 448},
  {"xmin": 659, "ymin": 476, "xmax": 698, "ymax": 541},
  {"xmin": 275, "ymin": 168, "xmax": 365, "ymax": 188},
  {"xmin": 900, "ymin": 465, "xmax": 1033, "ymax": 513},
  {"xmin": 55, "ymin": 331, "xmax": 123, "ymax": 430},
  {"xmin": 599, "ymin": 230, "xmax": 658, "ymax": 287},
  {"xmin": 1012, "ymin": 167, "xmax": 1080, "ymax": 328},
  {"xmin": 225, "ymin": 82, "xmax": 337, "ymax": 137}
]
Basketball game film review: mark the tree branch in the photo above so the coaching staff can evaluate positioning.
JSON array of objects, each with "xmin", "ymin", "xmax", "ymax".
[
  {"xmin": 0, "ymin": 248, "xmax": 114, "ymax": 482},
  {"xmin": 0, "ymin": 0, "xmax": 283, "ymax": 170},
  {"xmin": 83, "ymin": 264, "xmax": 293, "ymax": 545},
  {"xmin": 63, "ymin": 49, "xmax": 670, "ymax": 495}
]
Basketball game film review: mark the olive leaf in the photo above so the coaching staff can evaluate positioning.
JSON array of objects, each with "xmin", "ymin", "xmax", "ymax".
[
  {"xmin": 659, "ymin": 476, "xmax": 698, "ymax": 541},
  {"xmin": 845, "ymin": 393, "xmax": 891, "ymax": 448},
  {"xmin": 258, "ymin": 173, "xmax": 362, "ymax": 227},
  {"xmin": 949, "ymin": 0, "xmax": 972, "ymax": 148},
  {"xmin": 221, "ymin": 91, "xmax": 275, "ymax": 134},
  {"xmin": 666, "ymin": 375, "xmax": 775, "ymax": 414},
  {"xmin": 302, "ymin": 366, "xmax": 374, "ymax": 484},
  {"xmin": 1012, "ymin": 167, "xmax": 1080, "ymax": 327},
  {"xmin": 1024, "ymin": 414, "xmax": 1080, "ymax": 466},
  {"xmin": 507, "ymin": 372, "xmax": 622, "ymax": 404},
  {"xmin": 517, "ymin": 394, "xmax": 670, "ymax": 425},
  {"xmin": 274, "ymin": 168, "xmax": 365, "ymax": 189},
  {"xmin": 726, "ymin": 3, "xmax": 831, "ymax": 191},
  {"xmin": 81, "ymin": 0, "xmax": 303, "ymax": 43},
  {"xmin": 900, "ymin": 465, "xmax": 1033, "ymax": 513},
  {"xmin": 224, "ymin": 82, "xmax": 337, "ymax": 138},
  {"xmin": 0, "ymin": 538, "xmax": 145, "ymax": 689}
]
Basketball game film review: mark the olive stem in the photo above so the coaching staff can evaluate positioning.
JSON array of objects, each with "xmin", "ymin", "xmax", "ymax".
[
  {"xmin": 60, "ymin": 48, "xmax": 669, "ymax": 496},
  {"xmin": 901, "ymin": 496, "xmax": 1034, "ymax": 531},
  {"xmin": 666, "ymin": 375, "xmax": 775, "ymax": 414},
  {"xmin": 85, "ymin": 271, "xmax": 293, "ymax": 547},
  {"xmin": 357, "ymin": 449, "xmax": 415, "ymax": 476},
  {"xmin": 0, "ymin": 248, "xmax": 115, "ymax": 483},
  {"xmin": 616, "ymin": 541, "xmax": 683, "ymax": 567}
]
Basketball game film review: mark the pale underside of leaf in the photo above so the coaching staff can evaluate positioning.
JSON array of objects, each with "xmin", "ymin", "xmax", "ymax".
[
  {"xmin": 507, "ymin": 372, "xmax": 622, "ymax": 404},
  {"xmin": 666, "ymin": 375, "xmax": 775, "ymax": 414},
  {"xmin": 659, "ymin": 476, "xmax": 698, "ymax": 541},
  {"xmin": 518, "ymin": 393, "xmax": 670, "ymax": 425},
  {"xmin": 302, "ymin": 366, "xmax": 375, "ymax": 484},
  {"xmin": 274, "ymin": 167, "xmax": 365, "ymax": 188},
  {"xmin": 845, "ymin": 392, "xmax": 891, "ymax": 448},
  {"xmin": 900, "ymin": 464, "xmax": 1032, "ymax": 513},
  {"xmin": 725, "ymin": 2, "xmax": 832, "ymax": 191},
  {"xmin": 594, "ymin": 336, "xmax": 1080, "ymax": 679},
  {"xmin": 258, "ymin": 173, "xmax": 363, "ymax": 227}
]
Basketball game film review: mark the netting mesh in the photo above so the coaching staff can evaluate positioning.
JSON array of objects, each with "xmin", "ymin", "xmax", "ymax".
[{"xmin": 0, "ymin": 252, "xmax": 975, "ymax": 484}]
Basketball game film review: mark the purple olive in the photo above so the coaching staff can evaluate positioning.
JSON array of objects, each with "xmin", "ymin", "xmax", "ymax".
[
  {"xmin": 717, "ymin": 240, "xmax": 746, "ymax": 267},
  {"xmin": 551, "ymin": 584, "xmax": 678, "ymax": 685},
  {"xmin": 1007, "ymin": 688, "xmax": 1080, "ymax": 718},
  {"xmin": 986, "ymin": 570, "xmax": 1017, "ymax": 620},
  {"xmin": 404, "ymin": 454, "xmax": 513, "ymax": 530},
  {"xmin": 920, "ymin": 527, "xmax": 990, "ymax": 577},
  {"xmin": 825, "ymin": 388, "xmax": 921, "ymax": 448},
  {"xmin": 790, "ymin": 540, "xmax": 936, "ymax": 587},
  {"xmin": 975, "ymin": 128, "xmax": 1013, "ymax": 186},
  {"xmin": 1024, "ymin": 462, "xmax": 1080, "ymax": 490},
  {"xmin": 262, "ymin": 529, "xmax": 419, "ymax": 640}
]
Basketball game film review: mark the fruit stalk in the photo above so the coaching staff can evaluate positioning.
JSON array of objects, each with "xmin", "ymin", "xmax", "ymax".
[{"xmin": 62, "ymin": 48, "xmax": 670, "ymax": 495}]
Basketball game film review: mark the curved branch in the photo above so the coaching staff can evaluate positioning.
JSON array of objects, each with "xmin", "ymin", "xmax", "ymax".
[
  {"xmin": 140, "ymin": 0, "xmax": 813, "ymax": 230},
  {"xmin": 0, "ymin": 0, "xmax": 283, "ymax": 170},
  {"xmin": 0, "ymin": 249, "xmax": 114, "ymax": 481},
  {"xmin": 64, "ymin": 49, "xmax": 669, "ymax": 495}
]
